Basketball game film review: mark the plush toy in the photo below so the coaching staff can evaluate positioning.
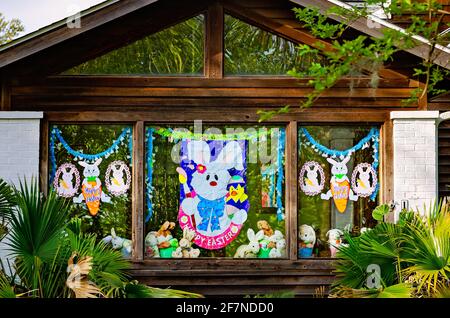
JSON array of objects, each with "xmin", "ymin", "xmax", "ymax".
[
  {"xmin": 144, "ymin": 231, "xmax": 160, "ymax": 258},
  {"xmin": 326, "ymin": 228, "xmax": 344, "ymax": 257},
  {"xmin": 234, "ymin": 229, "xmax": 264, "ymax": 258},
  {"xmin": 155, "ymin": 221, "xmax": 178, "ymax": 258},
  {"xmin": 102, "ymin": 228, "xmax": 132, "ymax": 259},
  {"xmin": 269, "ymin": 238, "xmax": 286, "ymax": 258},
  {"xmin": 298, "ymin": 224, "xmax": 316, "ymax": 258},
  {"xmin": 257, "ymin": 220, "xmax": 274, "ymax": 237},
  {"xmin": 172, "ymin": 227, "xmax": 200, "ymax": 258}
]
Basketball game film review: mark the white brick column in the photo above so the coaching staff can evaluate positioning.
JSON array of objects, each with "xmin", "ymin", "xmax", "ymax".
[
  {"xmin": 0, "ymin": 112, "xmax": 43, "ymax": 186},
  {"xmin": 391, "ymin": 111, "xmax": 440, "ymax": 221},
  {"xmin": 0, "ymin": 111, "xmax": 43, "ymax": 276}
]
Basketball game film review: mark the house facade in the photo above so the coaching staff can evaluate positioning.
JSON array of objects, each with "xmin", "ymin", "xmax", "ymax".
[{"xmin": 0, "ymin": 0, "xmax": 449, "ymax": 296}]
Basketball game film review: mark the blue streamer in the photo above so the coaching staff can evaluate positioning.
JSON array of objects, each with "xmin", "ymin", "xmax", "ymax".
[
  {"xmin": 276, "ymin": 128, "xmax": 286, "ymax": 221},
  {"xmin": 49, "ymin": 126, "xmax": 132, "ymax": 183},
  {"xmin": 300, "ymin": 127, "xmax": 380, "ymax": 202},
  {"xmin": 145, "ymin": 128, "xmax": 154, "ymax": 223}
]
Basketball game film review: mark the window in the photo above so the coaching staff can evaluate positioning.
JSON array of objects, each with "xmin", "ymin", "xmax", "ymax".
[
  {"xmin": 297, "ymin": 126, "xmax": 380, "ymax": 258},
  {"xmin": 144, "ymin": 124, "xmax": 286, "ymax": 258},
  {"xmin": 49, "ymin": 124, "xmax": 133, "ymax": 239},
  {"xmin": 224, "ymin": 14, "xmax": 327, "ymax": 76},
  {"xmin": 62, "ymin": 15, "xmax": 205, "ymax": 75}
]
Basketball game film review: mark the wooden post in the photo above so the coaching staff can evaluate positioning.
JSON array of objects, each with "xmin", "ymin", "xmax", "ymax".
[
  {"xmin": 285, "ymin": 121, "xmax": 298, "ymax": 260},
  {"xmin": 1, "ymin": 78, "xmax": 11, "ymax": 111},
  {"xmin": 132, "ymin": 121, "xmax": 145, "ymax": 262},
  {"xmin": 205, "ymin": 1, "xmax": 224, "ymax": 78},
  {"xmin": 40, "ymin": 119, "xmax": 49, "ymax": 196},
  {"xmin": 380, "ymin": 119, "xmax": 394, "ymax": 222}
]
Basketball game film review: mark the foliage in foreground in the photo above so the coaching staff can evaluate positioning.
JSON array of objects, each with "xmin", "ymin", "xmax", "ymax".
[
  {"xmin": 0, "ymin": 178, "xmax": 202, "ymax": 298},
  {"xmin": 332, "ymin": 201, "xmax": 450, "ymax": 298}
]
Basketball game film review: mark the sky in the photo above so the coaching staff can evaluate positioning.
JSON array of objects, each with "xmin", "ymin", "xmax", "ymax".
[{"xmin": 0, "ymin": 0, "xmax": 106, "ymax": 37}]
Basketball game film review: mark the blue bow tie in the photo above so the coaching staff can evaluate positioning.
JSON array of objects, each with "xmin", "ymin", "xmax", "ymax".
[{"xmin": 197, "ymin": 195, "xmax": 225, "ymax": 232}]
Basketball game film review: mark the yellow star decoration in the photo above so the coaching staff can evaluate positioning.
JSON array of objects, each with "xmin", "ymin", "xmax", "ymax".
[{"xmin": 226, "ymin": 184, "xmax": 248, "ymax": 203}]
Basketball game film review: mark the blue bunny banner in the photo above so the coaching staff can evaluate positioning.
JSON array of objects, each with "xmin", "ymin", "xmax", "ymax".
[{"xmin": 177, "ymin": 139, "xmax": 249, "ymax": 250}]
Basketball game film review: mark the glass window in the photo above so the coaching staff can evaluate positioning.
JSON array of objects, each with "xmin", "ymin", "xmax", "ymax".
[
  {"xmin": 48, "ymin": 124, "xmax": 133, "ymax": 240},
  {"xmin": 62, "ymin": 15, "xmax": 204, "ymax": 75},
  {"xmin": 298, "ymin": 126, "xmax": 380, "ymax": 258},
  {"xmin": 144, "ymin": 124, "xmax": 286, "ymax": 258},
  {"xmin": 224, "ymin": 14, "xmax": 327, "ymax": 75}
]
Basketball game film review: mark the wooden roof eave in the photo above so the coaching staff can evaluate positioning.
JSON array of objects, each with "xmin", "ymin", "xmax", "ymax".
[{"xmin": 290, "ymin": 0, "xmax": 450, "ymax": 70}]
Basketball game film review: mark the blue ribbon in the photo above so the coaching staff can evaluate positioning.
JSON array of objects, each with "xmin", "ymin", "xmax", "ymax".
[
  {"xmin": 197, "ymin": 195, "xmax": 226, "ymax": 232},
  {"xmin": 300, "ymin": 127, "xmax": 380, "ymax": 201},
  {"xmin": 276, "ymin": 129, "xmax": 286, "ymax": 221},
  {"xmin": 49, "ymin": 127, "xmax": 132, "ymax": 185},
  {"xmin": 145, "ymin": 128, "xmax": 154, "ymax": 223}
]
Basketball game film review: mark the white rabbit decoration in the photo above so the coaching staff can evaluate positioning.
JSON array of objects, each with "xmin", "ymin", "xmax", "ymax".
[
  {"xmin": 300, "ymin": 161, "xmax": 324, "ymax": 196},
  {"xmin": 179, "ymin": 140, "xmax": 248, "ymax": 237},
  {"xmin": 106, "ymin": 160, "xmax": 131, "ymax": 196},
  {"xmin": 73, "ymin": 158, "xmax": 111, "ymax": 216},
  {"xmin": 326, "ymin": 228, "xmax": 344, "ymax": 258},
  {"xmin": 351, "ymin": 163, "xmax": 377, "ymax": 197},
  {"xmin": 234, "ymin": 229, "xmax": 264, "ymax": 258},
  {"xmin": 54, "ymin": 163, "xmax": 80, "ymax": 198},
  {"xmin": 321, "ymin": 155, "xmax": 358, "ymax": 213}
]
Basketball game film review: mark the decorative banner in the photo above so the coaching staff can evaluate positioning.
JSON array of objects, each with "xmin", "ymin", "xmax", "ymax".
[
  {"xmin": 105, "ymin": 160, "xmax": 131, "ymax": 196},
  {"xmin": 73, "ymin": 158, "xmax": 111, "ymax": 216},
  {"xmin": 145, "ymin": 127, "xmax": 286, "ymax": 225},
  {"xmin": 53, "ymin": 163, "xmax": 81, "ymax": 198},
  {"xmin": 261, "ymin": 164, "xmax": 276, "ymax": 207},
  {"xmin": 300, "ymin": 127, "xmax": 380, "ymax": 204},
  {"xmin": 299, "ymin": 161, "xmax": 325, "ymax": 196},
  {"xmin": 177, "ymin": 139, "xmax": 249, "ymax": 250},
  {"xmin": 351, "ymin": 163, "xmax": 378, "ymax": 197}
]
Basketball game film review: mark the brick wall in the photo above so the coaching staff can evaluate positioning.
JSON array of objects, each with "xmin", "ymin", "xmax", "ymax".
[
  {"xmin": 0, "ymin": 112, "xmax": 42, "ymax": 275},
  {"xmin": 391, "ymin": 111, "xmax": 439, "ymax": 220}
]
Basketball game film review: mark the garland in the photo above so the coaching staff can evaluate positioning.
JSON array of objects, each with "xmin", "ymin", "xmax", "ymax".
[
  {"xmin": 300, "ymin": 127, "xmax": 380, "ymax": 201},
  {"xmin": 151, "ymin": 126, "xmax": 273, "ymax": 141},
  {"xmin": 49, "ymin": 127, "xmax": 132, "ymax": 184},
  {"xmin": 276, "ymin": 128, "xmax": 286, "ymax": 221},
  {"xmin": 145, "ymin": 128, "xmax": 154, "ymax": 223}
]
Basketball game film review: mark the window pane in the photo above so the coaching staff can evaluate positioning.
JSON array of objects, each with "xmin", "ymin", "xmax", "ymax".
[
  {"xmin": 62, "ymin": 15, "xmax": 204, "ymax": 75},
  {"xmin": 298, "ymin": 126, "xmax": 379, "ymax": 258},
  {"xmin": 224, "ymin": 14, "xmax": 326, "ymax": 75},
  {"xmin": 49, "ymin": 124, "xmax": 132, "ymax": 242},
  {"xmin": 145, "ymin": 124, "xmax": 286, "ymax": 258}
]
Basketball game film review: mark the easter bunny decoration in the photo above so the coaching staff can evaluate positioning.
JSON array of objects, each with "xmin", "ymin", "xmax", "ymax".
[
  {"xmin": 73, "ymin": 158, "xmax": 111, "ymax": 216},
  {"xmin": 321, "ymin": 155, "xmax": 358, "ymax": 213}
]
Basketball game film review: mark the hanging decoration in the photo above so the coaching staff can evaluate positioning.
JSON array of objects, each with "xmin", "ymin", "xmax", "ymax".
[
  {"xmin": 73, "ymin": 158, "xmax": 111, "ymax": 216},
  {"xmin": 299, "ymin": 127, "xmax": 380, "ymax": 212},
  {"xmin": 49, "ymin": 126, "xmax": 132, "ymax": 216},
  {"xmin": 299, "ymin": 161, "xmax": 325, "ymax": 196},
  {"xmin": 275, "ymin": 129, "xmax": 285, "ymax": 221},
  {"xmin": 145, "ymin": 128, "xmax": 155, "ymax": 223},
  {"xmin": 144, "ymin": 127, "xmax": 287, "ymax": 225},
  {"xmin": 177, "ymin": 139, "xmax": 249, "ymax": 250},
  {"xmin": 105, "ymin": 160, "xmax": 131, "ymax": 196},
  {"xmin": 351, "ymin": 163, "xmax": 378, "ymax": 198},
  {"xmin": 53, "ymin": 163, "xmax": 81, "ymax": 198}
]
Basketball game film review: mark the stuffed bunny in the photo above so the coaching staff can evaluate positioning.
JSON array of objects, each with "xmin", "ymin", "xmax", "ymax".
[
  {"xmin": 299, "ymin": 224, "xmax": 316, "ymax": 258},
  {"xmin": 102, "ymin": 228, "xmax": 132, "ymax": 259},
  {"xmin": 269, "ymin": 238, "xmax": 286, "ymax": 258},
  {"xmin": 145, "ymin": 231, "xmax": 160, "ymax": 258},
  {"xmin": 180, "ymin": 140, "xmax": 248, "ymax": 236},
  {"xmin": 326, "ymin": 228, "xmax": 344, "ymax": 257},
  {"xmin": 321, "ymin": 156, "xmax": 358, "ymax": 213},
  {"xmin": 234, "ymin": 229, "xmax": 264, "ymax": 258},
  {"xmin": 73, "ymin": 158, "xmax": 111, "ymax": 216},
  {"xmin": 172, "ymin": 227, "xmax": 200, "ymax": 258}
]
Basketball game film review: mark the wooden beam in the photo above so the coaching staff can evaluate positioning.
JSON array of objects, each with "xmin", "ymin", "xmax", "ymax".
[
  {"xmin": 1, "ymin": 79, "xmax": 11, "ymax": 111},
  {"xmin": 205, "ymin": 2, "xmax": 224, "ymax": 78},
  {"xmin": 132, "ymin": 121, "xmax": 144, "ymax": 262},
  {"xmin": 286, "ymin": 121, "xmax": 298, "ymax": 260}
]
